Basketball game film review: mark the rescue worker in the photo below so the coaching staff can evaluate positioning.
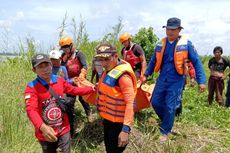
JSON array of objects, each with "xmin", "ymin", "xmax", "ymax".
[
  {"xmin": 142, "ymin": 17, "xmax": 206, "ymax": 143},
  {"xmin": 49, "ymin": 49, "xmax": 69, "ymax": 81},
  {"xmin": 90, "ymin": 57, "xmax": 103, "ymax": 83},
  {"xmin": 208, "ymin": 46, "xmax": 230, "ymax": 106},
  {"xmin": 59, "ymin": 36, "xmax": 91, "ymax": 136},
  {"xmin": 94, "ymin": 43, "xmax": 137, "ymax": 153},
  {"xmin": 24, "ymin": 53, "xmax": 94, "ymax": 153},
  {"xmin": 119, "ymin": 32, "xmax": 147, "ymax": 81}
]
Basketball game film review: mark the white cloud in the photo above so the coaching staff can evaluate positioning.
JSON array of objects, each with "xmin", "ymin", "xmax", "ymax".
[
  {"xmin": 221, "ymin": 10, "xmax": 230, "ymax": 23},
  {"xmin": 139, "ymin": 12, "xmax": 154, "ymax": 22},
  {"xmin": 0, "ymin": 20, "xmax": 12, "ymax": 29},
  {"xmin": 0, "ymin": 11, "xmax": 24, "ymax": 29},
  {"xmin": 14, "ymin": 11, "xmax": 24, "ymax": 21},
  {"xmin": 1, "ymin": 0, "xmax": 230, "ymax": 55},
  {"xmin": 122, "ymin": 19, "xmax": 134, "ymax": 33}
]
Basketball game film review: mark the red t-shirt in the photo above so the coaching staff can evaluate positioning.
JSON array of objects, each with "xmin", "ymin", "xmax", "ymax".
[{"xmin": 24, "ymin": 74, "xmax": 93, "ymax": 141}]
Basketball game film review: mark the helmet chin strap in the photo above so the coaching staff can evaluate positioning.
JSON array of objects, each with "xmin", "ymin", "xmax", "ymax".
[
  {"xmin": 67, "ymin": 44, "xmax": 74, "ymax": 57},
  {"xmin": 70, "ymin": 44, "xmax": 73, "ymax": 51}
]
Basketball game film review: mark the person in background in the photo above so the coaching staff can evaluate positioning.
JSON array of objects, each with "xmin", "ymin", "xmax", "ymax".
[
  {"xmin": 94, "ymin": 43, "xmax": 137, "ymax": 153},
  {"xmin": 90, "ymin": 57, "xmax": 103, "ymax": 83},
  {"xmin": 49, "ymin": 50, "xmax": 69, "ymax": 80},
  {"xmin": 119, "ymin": 32, "xmax": 147, "ymax": 81},
  {"xmin": 225, "ymin": 74, "xmax": 230, "ymax": 107},
  {"xmin": 142, "ymin": 17, "xmax": 206, "ymax": 143},
  {"xmin": 59, "ymin": 36, "xmax": 91, "ymax": 136},
  {"xmin": 24, "ymin": 53, "xmax": 94, "ymax": 153},
  {"xmin": 208, "ymin": 46, "xmax": 230, "ymax": 106}
]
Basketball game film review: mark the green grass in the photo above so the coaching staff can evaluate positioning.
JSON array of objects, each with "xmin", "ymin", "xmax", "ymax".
[{"xmin": 1, "ymin": 55, "xmax": 230, "ymax": 153}]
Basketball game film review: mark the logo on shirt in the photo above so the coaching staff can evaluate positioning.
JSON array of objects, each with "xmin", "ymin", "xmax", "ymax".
[{"xmin": 42, "ymin": 99, "xmax": 63, "ymax": 128}]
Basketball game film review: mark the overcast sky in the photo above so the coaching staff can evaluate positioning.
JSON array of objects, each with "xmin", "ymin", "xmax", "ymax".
[{"xmin": 1, "ymin": 0, "xmax": 230, "ymax": 55}]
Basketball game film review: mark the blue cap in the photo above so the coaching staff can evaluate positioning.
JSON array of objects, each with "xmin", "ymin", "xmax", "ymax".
[{"xmin": 163, "ymin": 17, "xmax": 183, "ymax": 29}]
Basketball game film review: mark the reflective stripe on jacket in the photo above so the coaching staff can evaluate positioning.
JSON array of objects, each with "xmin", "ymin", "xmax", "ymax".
[
  {"xmin": 97, "ymin": 60, "xmax": 137, "ymax": 123},
  {"xmin": 154, "ymin": 36, "xmax": 188, "ymax": 75}
]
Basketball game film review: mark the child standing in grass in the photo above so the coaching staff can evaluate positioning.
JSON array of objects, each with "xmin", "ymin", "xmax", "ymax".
[{"xmin": 24, "ymin": 53, "xmax": 94, "ymax": 153}]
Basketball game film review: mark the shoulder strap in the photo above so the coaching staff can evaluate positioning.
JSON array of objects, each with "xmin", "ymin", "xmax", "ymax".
[
  {"xmin": 37, "ymin": 79, "xmax": 60, "ymax": 100},
  {"xmin": 75, "ymin": 49, "xmax": 80, "ymax": 58},
  {"xmin": 46, "ymin": 85, "xmax": 60, "ymax": 100},
  {"xmin": 130, "ymin": 43, "xmax": 136, "ymax": 50},
  {"xmin": 37, "ymin": 79, "xmax": 69, "ymax": 112}
]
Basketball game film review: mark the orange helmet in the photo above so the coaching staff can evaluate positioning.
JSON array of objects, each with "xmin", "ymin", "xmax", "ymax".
[
  {"xmin": 59, "ymin": 36, "xmax": 73, "ymax": 47},
  {"xmin": 119, "ymin": 32, "xmax": 131, "ymax": 43}
]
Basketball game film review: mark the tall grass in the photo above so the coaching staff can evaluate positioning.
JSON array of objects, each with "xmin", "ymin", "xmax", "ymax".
[
  {"xmin": 1, "ymin": 42, "xmax": 230, "ymax": 153},
  {"xmin": 0, "ymin": 56, "xmax": 41, "ymax": 153}
]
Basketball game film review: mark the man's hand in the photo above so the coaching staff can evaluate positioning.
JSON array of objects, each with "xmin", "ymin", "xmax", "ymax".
[
  {"xmin": 222, "ymin": 73, "xmax": 229, "ymax": 80},
  {"xmin": 190, "ymin": 78, "xmax": 195, "ymax": 87},
  {"xmin": 40, "ymin": 123, "xmax": 57, "ymax": 142},
  {"xmin": 79, "ymin": 68, "xmax": 87, "ymax": 79},
  {"xmin": 198, "ymin": 84, "xmax": 206, "ymax": 93},
  {"xmin": 118, "ymin": 131, "xmax": 129, "ymax": 147},
  {"xmin": 141, "ymin": 76, "xmax": 148, "ymax": 84},
  {"xmin": 73, "ymin": 77, "xmax": 82, "ymax": 87}
]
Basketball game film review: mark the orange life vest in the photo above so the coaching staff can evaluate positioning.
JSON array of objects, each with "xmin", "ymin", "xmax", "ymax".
[
  {"xmin": 122, "ymin": 44, "xmax": 141, "ymax": 69},
  {"xmin": 63, "ymin": 51, "xmax": 82, "ymax": 78},
  {"xmin": 97, "ymin": 60, "xmax": 137, "ymax": 123},
  {"xmin": 154, "ymin": 36, "xmax": 188, "ymax": 75}
]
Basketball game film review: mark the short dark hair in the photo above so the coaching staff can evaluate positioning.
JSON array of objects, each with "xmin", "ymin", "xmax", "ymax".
[{"xmin": 213, "ymin": 46, "xmax": 223, "ymax": 54}]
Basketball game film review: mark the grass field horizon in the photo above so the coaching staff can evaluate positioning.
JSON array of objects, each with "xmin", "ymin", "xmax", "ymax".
[{"xmin": 1, "ymin": 50, "xmax": 230, "ymax": 153}]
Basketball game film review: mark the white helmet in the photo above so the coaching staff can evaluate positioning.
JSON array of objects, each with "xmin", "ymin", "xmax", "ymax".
[{"xmin": 49, "ymin": 50, "xmax": 61, "ymax": 59}]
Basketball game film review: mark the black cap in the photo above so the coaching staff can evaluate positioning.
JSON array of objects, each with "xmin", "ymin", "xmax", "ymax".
[
  {"xmin": 163, "ymin": 17, "xmax": 183, "ymax": 29},
  {"xmin": 32, "ymin": 53, "xmax": 51, "ymax": 68}
]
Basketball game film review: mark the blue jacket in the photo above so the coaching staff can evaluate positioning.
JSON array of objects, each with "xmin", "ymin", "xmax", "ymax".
[
  {"xmin": 145, "ymin": 38, "xmax": 206, "ymax": 84},
  {"xmin": 52, "ymin": 66, "xmax": 73, "ymax": 83}
]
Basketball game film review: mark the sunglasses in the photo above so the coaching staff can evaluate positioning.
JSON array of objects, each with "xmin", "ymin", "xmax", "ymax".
[
  {"xmin": 96, "ymin": 56, "xmax": 113, "ymax": 62},
  {"xmin": 60, "ymin": 45, "xmax": 70, "ymax": 50}
]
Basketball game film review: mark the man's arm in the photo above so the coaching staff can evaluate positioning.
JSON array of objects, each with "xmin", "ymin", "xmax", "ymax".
[
  {"xmin": 119, "ymin": 74, "xmax": 135, "ymax": 129},
  {"xmin": 141, "ymin": 49, "xmax": 157, "ymax": 84},
  {"xmin": 118, "ymin": 74, "xmax": 136, "ymax": 147},
  {"xmin": 77, "ymin": 51, "xmax": 88, "ymax": 70},
  {"xmin": 25, "ymin": 86, "xmax": 44, "ymax": 130},
  {"xmin": 187, "ymin": 41, "xmax": 206, "ymax": 92},
  {"xmin": 134, "ymin": 45, "xmax": 147, "ymax": 80},
  {"xmin": 77, "ymin": 51, "xmax": 88, "ymax": 78},
  {"xmin": 63, "ymin": 78, "xmax": 94, "ymax": 96},
  {"xmin": 139, "ymin": 55, "xmax": 147, "ymax": 81},
  {"xmin": 25, "ymin": 86, "xmax": 57, "ymax": 142}
]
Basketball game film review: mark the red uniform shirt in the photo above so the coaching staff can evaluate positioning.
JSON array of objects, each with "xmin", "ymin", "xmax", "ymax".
[{"xmin": 24, "ymin": 74, "xmax": 93, "ymax": 141}]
